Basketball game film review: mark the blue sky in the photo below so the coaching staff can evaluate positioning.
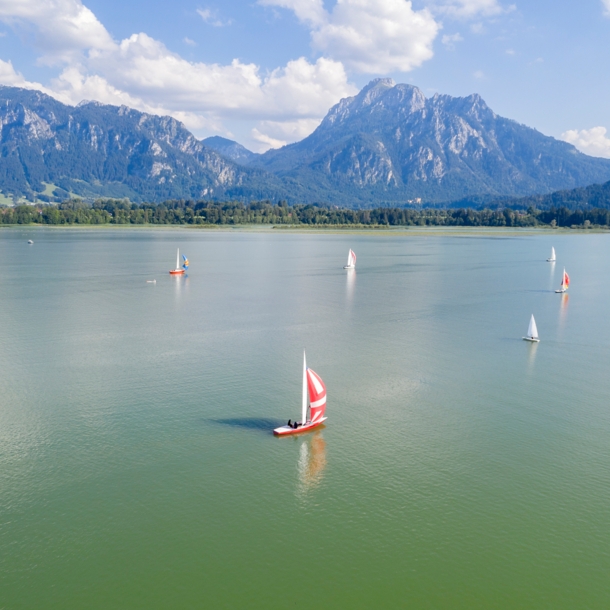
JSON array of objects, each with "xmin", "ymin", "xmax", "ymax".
[{"xmin": 0, "ymin": 0, "xmax": 609, "ymax": 155}]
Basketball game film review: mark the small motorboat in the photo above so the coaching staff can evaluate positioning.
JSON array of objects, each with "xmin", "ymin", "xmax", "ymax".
[
  {"xmin": 27, "ymin": 239, "xmax": 34, "ymax": 244},
  {"xmin": 169, "ymin": 248, "xmax": 188, "ymax": 275},
  {"xmin": 522, "ymin": 314, "xmax": 540, "ymax": 342},
  {"xmin": 274, "ymin": 351, "xmax": 327, "ymax": 436}
]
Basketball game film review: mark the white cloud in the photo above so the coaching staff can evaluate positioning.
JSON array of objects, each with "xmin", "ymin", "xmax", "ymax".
[
  {"xmin": 0, "ymin": 0, "xmax": 357, "ymax": 150},
  {"xmin": 442, "ymin": 33, "xmax": 463, "ymax": 49},
  {"xmin": 183, "ymin": 37, "xmax": 196, "ymax": 46},
  {"xmin": 0, "ymin": 58, "xmax": 70, "ymax": 99},
  {"xmin": 258, "ymin": 0, "xmax": 326, "ymax": 26},
  {"xmin": 603, "ymin": 0, "xmax": 610, "ymax": 17},
  {"xmin": 261, "ymin": 0, "xmax": 439, "ymax": 74},
  {"xmin": 197, "ymin": 8, "xmax": 231, "ymax": 27},
  {"xmin": 0, "ymin": 0, "xmax": 115, "ymax": 64},
  {"xmin": 252, "ymin": 117, "xmax": 322, "ymax": 149},
  {"xmin": 473, "ymin": 69, "xmax": 484, "ymax": 79},
  {"xmin": 433, "ymin": 0, "xmax": 512, "ymax": 19},
  {"xmin": 251, "ymin": 128, "xmax": 287, "ymax": 150},
  {"xmin": 561, "ymin": 127, "xmax": 610, "ymax": 159}
]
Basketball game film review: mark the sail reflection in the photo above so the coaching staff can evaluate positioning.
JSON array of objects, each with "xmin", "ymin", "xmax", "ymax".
[
  {"xmin": 297, "ymin": 431, "xmax": 327, "ymax": 494},
  {"xmin": 173, "ymin": 274, "xmax": 189, "ymax": 298},
  {"xmin": 346, "ymin": 268, "xmax": 356, "ymax": 304},
  {"xmin": 527, "ymin": 341, "xmax": 538, "ymax": 373},
  {"xmin": 558, "ymin": 292, "xmax": 569, "ymax": 333}
]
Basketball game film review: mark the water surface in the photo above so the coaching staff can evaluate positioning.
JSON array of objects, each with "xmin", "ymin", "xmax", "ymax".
[{"xmin": 1, "ymin": 228, "xmax": 609, "ymax": 608}]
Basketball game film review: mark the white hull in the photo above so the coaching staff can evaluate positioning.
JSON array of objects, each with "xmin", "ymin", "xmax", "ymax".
[
  {"xmin": 547, "ymin": 258, "xmax": 555, "ymax": 262},
  {"xmin": 522, "ymin": 336, "xmax": 540, "ymax": 342},
  {"xmin": 343, "ymin": 265, "xmax": 355, "ymax": 269},
  {"xmin": 555, "ymin": 288, "xmax": 566, "ymax": 293}
]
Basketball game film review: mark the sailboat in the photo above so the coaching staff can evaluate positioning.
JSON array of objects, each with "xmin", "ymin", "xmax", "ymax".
[
  {"xmin": 555, "ymin": 268, "xmax": 570, "ymax": 293},
  {"xmin": 522, "ymin": 314, "xmax": 540, "ymax": 342},
  {"xmin": 274, "ymin": 352, "xmax": 327, "ymax": 436},
  {"xmin": 343, "ymin": 249, "xmax": 356, "ymax": 269},
  {"xmin": 169, "ymin": 248, "xmax": 189, "ymax": 275},
  {"xmin": 547, "ymin": 247, "xmax": 556, "ymax": 262}
]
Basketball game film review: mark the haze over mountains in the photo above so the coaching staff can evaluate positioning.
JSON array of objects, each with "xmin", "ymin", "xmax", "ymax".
[{"xmin": 2, "ymin": 79, "xmax": 610, "ymax": 207}]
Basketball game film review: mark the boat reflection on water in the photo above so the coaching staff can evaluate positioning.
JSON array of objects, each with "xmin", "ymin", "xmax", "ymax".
[
  {"xmin": 559, "ymin": 292, "xmax": 569, "ymax": 326},
  {"xmin": 297, "ymin": 431, "xmax": 327, "ymax": 495},
  {"xmin": 346, "ymin": 268, "xmax": 356, "ymax": 304},
  {"xmin": 527, "ymin": 340, "xmax": 539, "ymax": 373}
]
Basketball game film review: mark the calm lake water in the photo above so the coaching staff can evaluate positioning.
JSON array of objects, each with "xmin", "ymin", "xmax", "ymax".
[{"xmin": 1, "ymin": 227, "xmax": 609, "ymax": 608}]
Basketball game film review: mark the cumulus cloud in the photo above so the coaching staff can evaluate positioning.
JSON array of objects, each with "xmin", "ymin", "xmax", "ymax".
[
  {"xmin": 0, "ymin": 58, "xmax": 70, "ymax": 99},
  {"xmin": 252, "ymin": 117, "xmax": 323, "ymax": 148},
  {"xmin": 0, "ymin": 0, "xmax": 115, "ymax": 64},
  {"xmin": 0, "ymin": 0, "xmax": 357, "ymax": 150},
  {"xmin": 261, "ymin": 0, "xmax": 439, "ymax": 74},
  {"xmin": 561, "ymin": 127, "xmax": 610, "ymax": 159}
]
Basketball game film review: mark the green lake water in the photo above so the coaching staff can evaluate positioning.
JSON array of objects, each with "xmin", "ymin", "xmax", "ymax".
[{"xmin": 0, "ymin": 228, "xmax": 609, "ymax": 608}]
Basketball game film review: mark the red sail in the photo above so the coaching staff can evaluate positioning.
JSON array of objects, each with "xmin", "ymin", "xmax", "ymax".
[
  {"xmin": 307, "ymin": 368, "xmax": 327, "ymax": 424},
  {"xmin": 563, "ymin": 270, "xmax": 570, "ymax": 287}
]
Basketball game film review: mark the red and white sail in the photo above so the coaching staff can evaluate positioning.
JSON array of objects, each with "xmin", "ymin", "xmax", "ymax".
[
  {"xmin": 306, "ymin": 368, "xmax": 326, "ymax": 424},
  {"xmin": 345, "ymin": 249, "xmax": 356, "ymax": 268},
  {"xmin": 561, "ymin": 268, "xmax": 570, "ymax": 290}
]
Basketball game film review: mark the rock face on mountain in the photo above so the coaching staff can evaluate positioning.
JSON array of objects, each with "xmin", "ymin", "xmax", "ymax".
[
  {"xmin": 0, "ymin": 87, "xmax": 279, "ymax": 202},
  {"xmin": 253, "ymin": 78, "xmax": 610, "ymax": 204},
  {"xmin": 2, "ymin": 81, "xmax": 610, "ymax": 206},
  {"xmin": 202, "ymin": 136, "xmax": 260, "ymax": 165}
]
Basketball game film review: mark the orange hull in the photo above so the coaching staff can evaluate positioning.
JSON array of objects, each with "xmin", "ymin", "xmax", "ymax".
[
  {"xmin": 169, "ymin": 269, "xmax": 185, "ymax": 275},
  {"xmin": 273, "ymin": 418, "xmax": 327, "ymax": 436}
]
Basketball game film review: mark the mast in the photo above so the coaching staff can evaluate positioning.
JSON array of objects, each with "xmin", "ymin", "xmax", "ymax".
[
  {"xmin": 302, "ymin": 351, "xmax": 307, "ymax": 424},
  {"xmin": 176, "ymin": 248, "xmax": 180, "ymax": 269}
]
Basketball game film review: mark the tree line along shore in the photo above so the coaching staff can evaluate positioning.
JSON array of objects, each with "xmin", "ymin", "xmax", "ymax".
[{"xmin": 1, "ymin": 199, "xmax": 610, "ymax": 229}]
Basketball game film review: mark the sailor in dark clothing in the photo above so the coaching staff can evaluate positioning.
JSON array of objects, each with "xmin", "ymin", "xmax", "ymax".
[{"xmin": 287, "ymin": 419, "xmax": 292, "ymax": 427}]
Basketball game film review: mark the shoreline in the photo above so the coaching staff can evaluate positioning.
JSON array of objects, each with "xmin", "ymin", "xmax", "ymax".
[{"xmin": 1, "ymin": 223, "xmax": 607, "ymax": 236}]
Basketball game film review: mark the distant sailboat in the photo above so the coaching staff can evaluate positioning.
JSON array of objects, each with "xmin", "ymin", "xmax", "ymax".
[
  {"xmin": 274, "ymin": 351, "xmax": 327, "ymax": 436},
  {"xmin": 547, "ymin": 247, "xmax": 556, "ymax": 262},
  {"xmin": 555, "ymin": 268, "xmax": 570, "ymax": 293},
  {"xmin": 523, "ymin": 314, "xmax": 540, "ymax": 342},
  {"xmin": 169, "ymin": 248, "xmax": 188, "ymax": 275},
  {"xmin": 343, "ymin": 249, "xmax": 356, "ymax": 269}
]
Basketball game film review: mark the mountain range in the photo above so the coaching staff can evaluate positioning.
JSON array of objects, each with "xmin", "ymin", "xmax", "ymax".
[{"xmin": 1, "ymin": 80, "xmax": 610, "ymax": 207}]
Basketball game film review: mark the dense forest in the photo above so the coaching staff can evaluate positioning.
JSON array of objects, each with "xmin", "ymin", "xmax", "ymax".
[{"xmin": 1, "ymin": 198, "xmax": 610, "ymax": 228}]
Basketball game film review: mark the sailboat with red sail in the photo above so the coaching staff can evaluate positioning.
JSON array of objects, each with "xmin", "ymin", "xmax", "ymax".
[
  {"xmin": 343, "ymin": 249, "xmax": 356, "ymax": 269},
  {"xmin": 169, "ymin": 248, "xmax": 189, "ymax": 275},
  {"xmin": 274, "ymin": 352, "xmax": 327, "ymax": 436},
  {"xmin": 555, "ymin": 268, "xmax": 570, "ymax": 293}
]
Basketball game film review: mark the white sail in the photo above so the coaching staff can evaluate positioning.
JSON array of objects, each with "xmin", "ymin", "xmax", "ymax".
[
  {"xmin": 548, "ymin": 247, "xmax": 556, "ymax": 262},
  {"xmin": 301, "ymin": 351, "xmax": 307, "ymax": 424},
  {"xmin": 176, "ymin": 248, "xmax": 180, "ymax": 269},
  {"xmin": 345, "ymin": 249, "xmax": 356, "ymax": 268},
  {"xmin": 527, "ymin": 314, "xmax": 538, "ymax": 340}
]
